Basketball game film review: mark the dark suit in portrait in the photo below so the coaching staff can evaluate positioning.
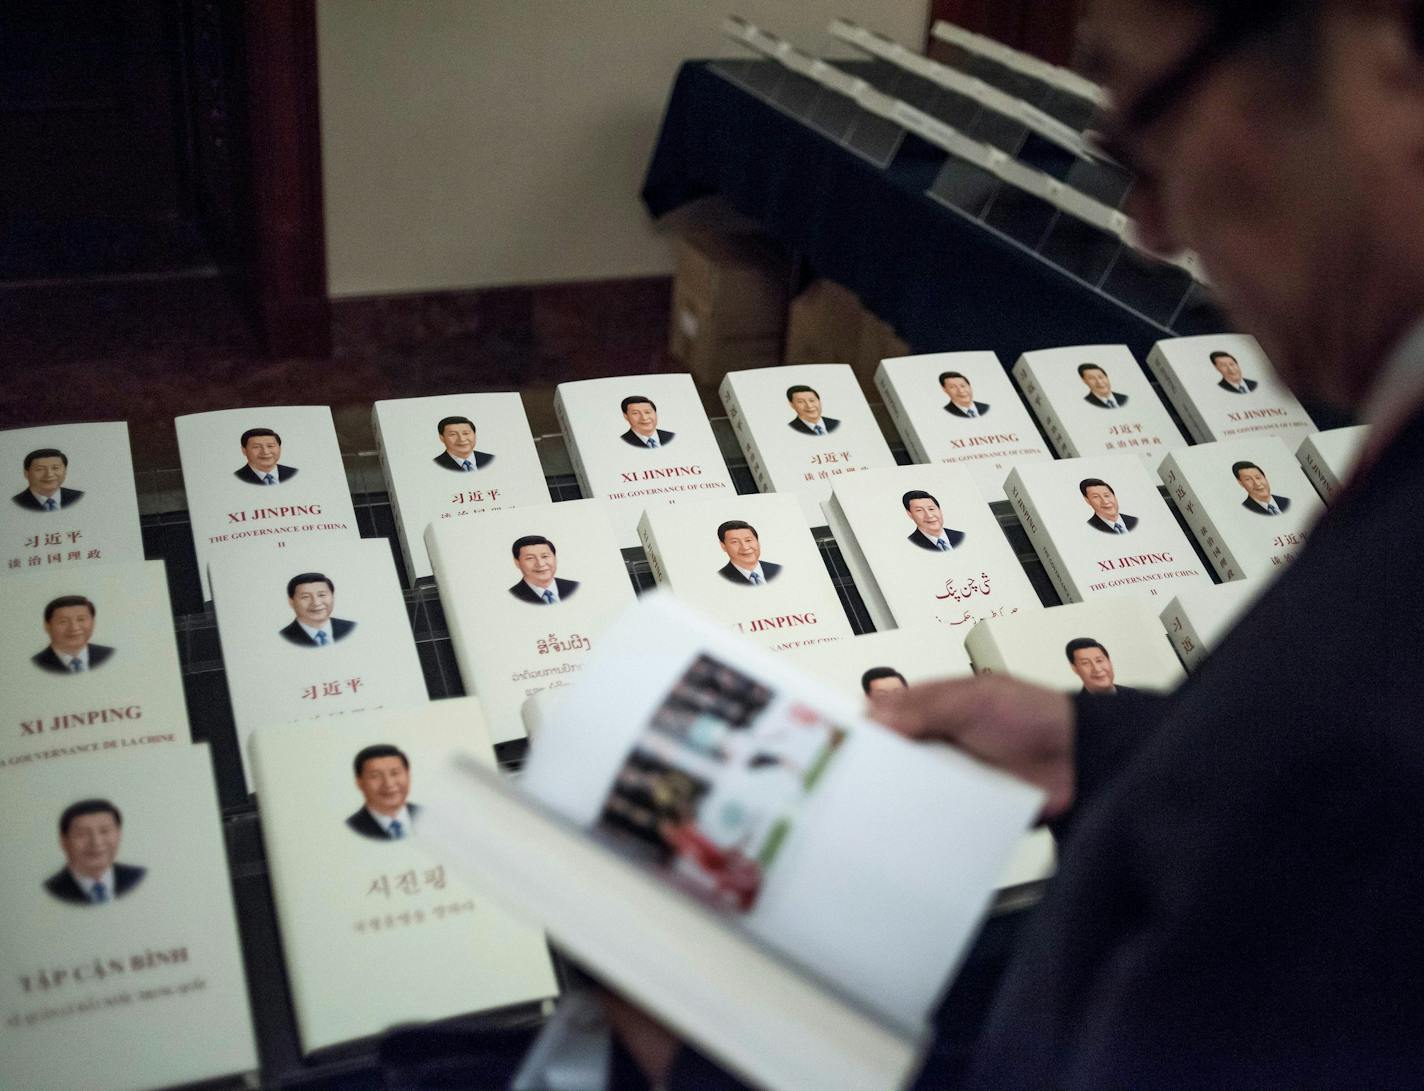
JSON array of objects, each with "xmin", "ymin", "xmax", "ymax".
[
  {"xmin": 32, "ymin": 644, "xmax": 115, "ymax": 673},
  {"xmin": 1243, "ymin": 494, "xmax": 1291, "ymax": 515},
  {"xmin": 788, "ymin": 417, "xmax": 840, "ymax": 435},
  {"xmin": 909, "ymin": 528, "xmax": 968, "ymax": 551},
  {"xmin": 12, "ymin": 487, "xmax": 84, "ymax": 510},
  {"xmin": 621, "ymin": 429, "xmax": 676, "ymax": 448},
  {"xmin": 946, "ymin": 402, "xmax": 991, "ymax": 418},
  {"xmin": 1218, "ymin": 377, "xmax": 1260, "ymax": 394},
  {"xmin": 717, "ymin": 561, "xmax": 782, "ymax": 585},
  {"xmin": 1080, "ymin": 683, "xmax": 1142, "ymax": 697},
  {"xmin": 1087, "ymin": 513, "xmax": 1140, "ymax": 534},
  {"xmin": 44, "ymin": 863, "xmax": 146, "ymax": 905},
  {"xmin": 509, "ymin": 577, "xmax": 580, "ymax": 603},
  {"xmin": 234, "ymin": 464, "xmax": 299, "ymax": 485},
  {"xmin": 434, "ymin": 450, "xmax": 495, "ymax": 471},
  {"xmin": 279, "ymin": 618, "xmax": 356, "ymax": 646},
  {"xmin": 346, "ymin": 804, "xmax": 422, "ymax": 841},
  {"xmin": 1083, "ymin": 392, "xmax": 1129, "ymax": 409}
]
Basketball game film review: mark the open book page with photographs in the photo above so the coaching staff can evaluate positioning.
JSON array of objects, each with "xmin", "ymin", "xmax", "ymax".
[
  {"xmin": 1159, "ymin": 437, "xmax": 1325, "ymax": 582},
  {"xmin": 1296, "ymin": 425, "xmax": 1369, "ymax": 503},
  {"xmin": 638, "ymin": 492, "xmax": 854, "ymax": 651},
  {"xmin": 1145, "ymin": 333, "xmax": 1316, "ymax": 446},
  {"xmin": 1005, "ymin": 454, "xmax": 1213, "ymax": 604},
  {"xmin": 175, "ymin": 406, "xmax": 360, "ymax": 600},
  {"xmin": 372, "ymin": 393, "xmax": 550, "ymax": 581},
  {"xmin": 0, "ymin": 745, "xmax": 257, "ymax": 1090},
  {"xmin": 210, "ymin": 538, "xmax": 429, "ymax": 790},
  {"xmin": 823, "ymin": 463, "xmax": 1043, "ymax": 633},
  {"xmin": 249, "ymin": 701, "xmax": 558, "ymax": 1055},
  {"xmin": 720, "ymin": 364, "xmax": 897, "ymax": 526},
  {"xmin": 0, "ymin": 421, "xmax": 145, "ymax": 579},
  {"xmin": 874, "ymin": 352, "xmax": 1054, "ymax": 501},
  {"xmin": 1159, "ymin": 580, "xmax": 1265, "ymax": 672},
  {"xmin": 0, "ymin": 560, "xmax": 189, "ymax": 767},
  {"xmin": 553, "ymin": 374, "xmax": 736, "ymax": 548},
  {"xmin": 1012, "ymin": 344, "xmax": 1189, "ymax": 470}
]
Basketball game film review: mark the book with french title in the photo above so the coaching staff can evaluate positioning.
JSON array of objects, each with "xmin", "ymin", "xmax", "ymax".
[
  {"xmin": 1295, "ymin": 424, "xmax": 1368, "ymax": 502},
  {"xmin": 1158, "ymin": 580, "xmax": 1265, "ymax": 671}
]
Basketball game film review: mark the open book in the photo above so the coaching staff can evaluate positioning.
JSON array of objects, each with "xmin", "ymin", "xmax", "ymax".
[{"xmin": 420, "ymin": 593, "xmax": 1042, "ymax": 1091}]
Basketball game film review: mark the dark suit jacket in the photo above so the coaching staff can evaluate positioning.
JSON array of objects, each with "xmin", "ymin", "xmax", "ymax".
[
  {"xmin": 1218, "ymin": 377, "xmax": 1260, "ymax": 394},
  {"xmin": 12, "ymin": 487, "xmax": 83, "ymax": 510},
  {"xmin": 1078, "ymin": 683, "xmax": 1141, "ymax": 697},
  {"xmin": 788, "ymin": 417, "xmax": 840, "ymax": 435},
  {"xmin": 279, "ymin": 617, "xmax": 356, "ymax": 646},
  {"xmin": 1083, "ymin": 392, "xmax": 1129, "ymax": 408},
  {"xmin": 509, "ymin": 577, "xmax": 579, "ymax": 603},
  {"xmin": 346, "ymin": 804, "xmax": 422, "ymax": 840},
  {"xmin": 946, "ymin": 401, "xmax": 991, "ymax": 418},
  {"xmin": 621, "ymin": 429, "xmax": 675, "ymax": 448},
  {"xmin": 32, "ymin": 644, "xmax": 115, "ymax": 673},
  {"xmin": 234, "ymin": 463, "xmax": 298, "ymax": 484},
  {"xmin": 433, "ymin": 450, "xmax": 495, "ymax": 471},
  {"xmin": 717, "ymin": 561, "xmax": 781, "ymax": 585},
  {"xmin": 908, "ymin": 528, "xmax": 967, "ymax": 551},
  {"xmin": 44, "ymin": 863, "xmax": 146, "ymax": 905},
  {"xmin": 1086, "ymin": 513, "xmax": 1139, "ymax": 533},
  {"xmin": 1243, "ymin": 494, "xmax": 1291, "ymax": 515}
]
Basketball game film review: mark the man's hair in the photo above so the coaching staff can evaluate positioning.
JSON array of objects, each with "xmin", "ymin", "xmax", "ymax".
[
  {"xmin": 938, "ymin": 371, "xmax": 969, "ymax": 386},
  {"xmin": 1065, "ymin": 637, "xmax": 1109, "ymax": 664},
  {"xmin": 59, "ymin": 799, "xmax": 121, "ymax": 836},
  {"xmin": 44, "ymin": 595, "xmax": 95, "ymax": 622},
  {"xmin": 1079, "ymin": 478, "xmax": 1115, "ymax": 497},
  {"xmin": 287, "ymin": 572, "xmax": 334, "ymax": 598},
  {"xmin": 1077, "ymin": 363, "xmax": 1107, "ymax": 378},
  {"xmin": 24, "ymin": 448, "xmax": 68, "ymax": 470},
  {"xmin": 353, "ymin": 743, "xmax": 409, "ymax": 777},
  {"xmin": 902, "ymin": 489, "xmax": 941, "ymax": 511},
  {"xmin": 1232, "ymin": 460, "xmax": 1264, "ymax": 479},
  {"xmin": 437, "ymin": 415, "xmax": 475, "ymax": 435},
  {"xmin": 1210, "ymin": 351, "xmax": 1239, "ymax": 367},
  {"xmin": 786, "ymin": 384, "xmax": 819, "ymax": 401},
  {"xmin": 511, "ymin": 534, "xmax": 555, "ymax": 558},
  {"xmin": 861, "ymin": 666, "xmax": 907, "ymax": 693},
  {"xmin": 240, "ymin": 427, "xmax": 281, "ymax": 447},
  {"xmin": 717, "ymin": 519, "xmax": 758, "ymax": 543},
  {"xmin": 620, "ymin": 395, "xmax": 656, "ymax": 414}
]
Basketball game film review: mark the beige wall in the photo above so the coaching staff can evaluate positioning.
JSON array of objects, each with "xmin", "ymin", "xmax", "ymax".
[{"xmin": 317, "ymin": 1, "xmax": 928, "ymax": 298}]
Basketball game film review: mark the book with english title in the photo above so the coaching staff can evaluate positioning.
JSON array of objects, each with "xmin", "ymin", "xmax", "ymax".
[{"xmin": 1295, "ymin": 425, "xmax": 1368, "ymax": 503}]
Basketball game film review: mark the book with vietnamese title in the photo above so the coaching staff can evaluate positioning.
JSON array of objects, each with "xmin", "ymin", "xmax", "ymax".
[
  {"xmin": 873, "ymin": 351, "xmax": 1054, "ymax": 501},
  {"xmin": 419, "ymin": 592, "xmax": 1043, "ymax": 1091},
  {"xmin": 719, "ymin": 364, "xmax": 897, "ymax": 526},
  {"xmin": 372, "ymin": 392, "xmax": 551, "ymax": 581},
  {"xmin": 553, "ymin": 374, "xmax": 737, "ymax": 548},
  {"xmin": 1004, "ymin": 454, "xmax": 1213, "ymax": 604},
  {"xmin": 1295, "ymin": 425, "xmax": 1368, "ymax": 502},
  {"xmin": 250, "ymin": 701, "xmax": 559, "ymax": 1055},
  {"xmin": 1158, "ymin": 580, "xmax": 1264, "ymax": 671}
]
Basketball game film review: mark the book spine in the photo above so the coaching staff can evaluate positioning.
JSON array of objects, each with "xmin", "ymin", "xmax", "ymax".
[
  {"xmin": 423, "ymin": 526, "xmax": 478, "ymax": 694},
  {"xmin": 1158, "ymin": 456, "xmax": 1243, "ymax": 583},
  {"xmin": 552, "ymin": 391, "xmax": 595, "ymax": 501},
  {"xmin": 719, "ymin": 377, "xmax": 774, "ymax": 494},
  {"xmin": 1144, "ymin": 346, "xmax": 1212, "ymax": 443},
  {"xmin": 873, "ymin": 369, "xmax": 927, "ymax": 464},
  {"xmin": 963, "ymin": 619, "xmax": 1009, "ymax": 676},
  {"xmin": 822, "ymin": 497, "xmax": 897, "ymax": 632},
  {"xmin": 1011, "ymin": 360, "xmax": 1076, "ymax": 459},
  {"xmin": 1003, "ymin": 470, "xmax": 1080, "ymax": 603},
  {"xmin": 636, "ymin": 511, "xmax": 671, "ymax": 587},
  {"xmin": 1293, "ymin": 436, "xmax": 1339, "ymax": 503},
  {"xmin": 371, "ymin": 407, "xmax": 421, "ymax": 585},
  {"xmin": 1158, "ymin": 597, "xmax": 1209, "ymax": 672}
]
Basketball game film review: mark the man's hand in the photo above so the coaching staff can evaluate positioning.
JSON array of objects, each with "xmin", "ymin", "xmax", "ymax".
[{"xmin": 869, "ymin": 675, "xmax": 1077, "ymax": 820}]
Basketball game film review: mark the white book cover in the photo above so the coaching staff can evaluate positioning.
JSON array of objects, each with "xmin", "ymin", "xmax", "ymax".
[
  {"xmin": 372, "ymin": 393, "xmax": 550, "ymax": 581},
  {"xmin": 720, "ymin": 364, "xmax": 897, "ymax": 525},
  {"xmin": 824, "ymin": 464, "xmax": 1043, "ymax": 632},
  {"xmin": 421, "ymin": 592, "xmax": 1041, "ymax": 1091},
  {"xmin": 250, "ymin": 701, "xmax": 558, "ymax": 1054},
  {"xmin": 965, "ymin": 599, "xmax": 1186, "ymax": 695},
  {"xmin": 1145, "ymin": 333, "xmax": 1317, "ymax": 445},
  {"xmin": 1159, "ymin": 580, "xmax": 1264, "ymax": 671},
  {"xmin": 175, "ymin": 406, "xmax": 360, "ymax": 599},
  {"xmin": 638, "ymin": 492, "xmax": 854, "ymax": 652},
  {"xmin": 425, "ymin": 499, "xmax": 635, "ymax": 744},
  {"xmin": 1160, "ymin": 437, "xmax": 1325, "ymax": 582},
  {"xmin": 777, "ymin": 625, "xmax": 973, "ymax": 709},
  {"xmin": 210, "ymin": 538, "xmax": 428, "ymax": 789},
  {"xmin": 553, "ymin": 375, "xmax": 736, "ymax": 547},
  {"xmin": 0, "ymin": 745, "xmax": 257, "ymax": 1090},
  {"xmin": 0, "ymin": 421, "xmax": 144, "ymax": 578},
  {"xmin": 0, "ymin": 560, "xmax": 188, "ymax": 767},
  {"xmin": 1012, "ymin": 344, "xmax": 1188, "ymax": 470},
  {"xmin": 874, "ymin": 352, "xmax": 1054, "ymax": 501},
  {"xmin": 1005, "ymin": 454, "xmax": 1213, "ymax": 604},
  {"xmin": 1296, "ymin": 425, "xmax": 1368, "ymax": 502}
]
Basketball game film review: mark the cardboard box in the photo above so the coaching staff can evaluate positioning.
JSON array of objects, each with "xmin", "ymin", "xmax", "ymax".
[
  {"xmin": 668, "ymin": 231, "xmax": 789, "ymax": 385},
  {"xmin": 785, "ymin": 279, "xmax": 910, "ymax": 390}
]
